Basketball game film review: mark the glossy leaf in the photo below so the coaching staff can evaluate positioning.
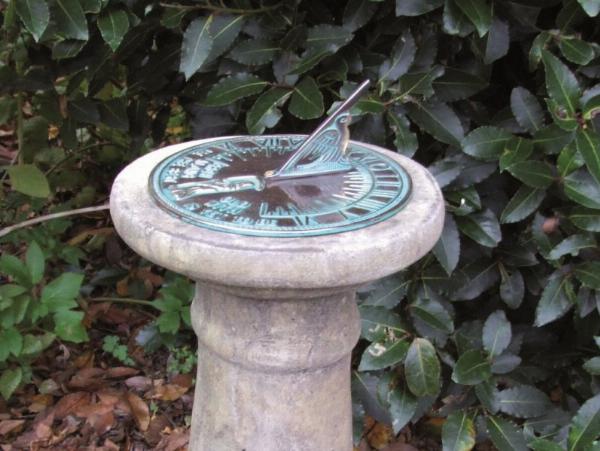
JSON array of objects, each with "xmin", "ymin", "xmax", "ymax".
[
  {"xmin": 442, "ymin": 411, "xmax": 475, "ymax": 451},
  {"xmin": 229, "ymin": 39, "xmax": 280, "ymax": 65},
  {"xmin": 510, "ymin": 87, "xmax": 544, "ymax": 133},
  {"xmin": 359, "ymin": 338, "xmax": 409, "ymax": 371},
  {"xmin": 305, "ymin": 24, "xmax": 353, "ymax": 52},
  {"xmin": 406, "ymin": 101, "xmax": 464, "ymax": 147},
  {"xmin": 378, "ymin": 30, "xmax": 416, "ymax": 82},
  {"xmin": 359, "ymin": 306, "xmax": 405, "ymax": 342},
  {"xmin": 289, "ymin": 76, "xmax": 324, "ymax": 119},
  {"xmin": 343, "ymin": 0, "xmax": 378, "ymax": 31},
  {"xmin": 507, "ymin": 161, "xmax": 555, "ymax": 189},
  {"xmin": 497, "ymin": 385, "xmax": 552, "ymax": 418},
  {"xmin": 500, "ymin": 185, "xmax": 546, "ymax": 224},
  {"xmin": 583, "ymin": 357, "xmax": 600, "ymax": 375},
  {"xmin": 564, "ymin": 170, "xmax": 600, "ymax": 210},
  {"xmin": 388, "ymin": 111, "xmax": 418, "ymax": 157},
  {"xmin": 462, "ymin": 126, "xmax": 512, "ymax": 161},
  {"xmin": 388, "ymin": 384, "xmax": 417, "ymax": 434},
  {"xmin": 568, "ymin": 393, "xmax": 600, "ymax": 451},
  {"xmin": 97, "ymin": 9, "xmax": 129, "ymax": 52},
  {"xmin": 575, "ymin": 129, "xmax": 600, "ymax": 186},
  {"xmin": 548, "ymin": 234, "xmax": 597, "ymax": 260},
  {"xmin": 574, "ymin": 262, "xmax": 600, "ymax": 289},
  {"xmin": 500, "ymin": 269, "xmax": 525, "ymax": 309},
  {"xmin": 245, "ymin": 87, "xmax": 291, "ymax": 134},
  {"xmin": 541, "ymin": 50, "xmax": 581, "ymax": 117},
  {"xmin": 559, "ymin": 37, "xmax": 595, "ymax": 65},
  {"xmin": 558, "ymin": 144, "xmax": 585, "ymax": 176},
  {"xmin": 534, "ymin": 273, "xmax": 574, "ymax": 326},
  {"xmin": 483, "ymin": 310, "xmax": 511, "ymax": 357},
  {"xmin": 455, "ymin": 0, "xmax": 492, "ymax": 37},
  {"xmin": 404, "ymin": 338, "xmax": 440, "ymax": 396},
  {"xmin": 433, "ymin": 67, "xmax": 488, "ymax": 102},
  {"xmin": 482, "ymin": 17, "xmax": 509, "ymax": 64},
  {"xmin": 432, "ymin": 214, "xmax": 461, "ymax": 275},
  {"xmin": 452, "ymin": 349, "xmax": 491, "ymax": 385},
  {"xmin": 203, "ymin": 74, "xmax": 267, "ymax": 106},
  {"xmin": 206, "ymin": 15, "xmax": 244, "ymax": 62},
  {"xmin": 395, "ymin": 0, "xmax": 443, "ymax": 16},
  {"xmin": 53, "ymin": 0, "xmax": 88, "ymax": 40},
  {"xmin": 455, "ymin": 209, "xmax": 501, "ymax": 247},
  {"xmin": 570, "ymin": 207, "xmax": 600, "ymax": 232},
  {"xmin": 500, "ymin": 137, "xmax": 534, "ymax": 173},
  {"xmin": 180, "ymin": 16, "xmax": 213, "ymax": 80},
  {"xmin": 410, "ymin": 297, "xmax": 454, "ymax": 334},
  {"xmin": 486, "ymin": 416, "xmax": 528, "ymax": 451},
  {"xmin": 577, "ymin": 0, "xmax": 600, "ymax": 16},
  {"xmin": 16, "ymin": 0, "xmax": 49, "ymax": 42}
]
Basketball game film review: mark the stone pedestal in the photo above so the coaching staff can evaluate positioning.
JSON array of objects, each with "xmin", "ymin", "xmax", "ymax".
[{"xmin": 110, "ymin": 138, "xmax": 444, "ymax": 451}]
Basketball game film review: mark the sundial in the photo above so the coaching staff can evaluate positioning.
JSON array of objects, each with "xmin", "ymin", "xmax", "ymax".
[{"xmin": 149, "ymin": 80, "xmax": 412, "ymax": 237}]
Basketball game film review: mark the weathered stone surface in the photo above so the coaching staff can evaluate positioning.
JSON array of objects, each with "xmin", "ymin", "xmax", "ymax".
[{"xmin": 110, "ymin": 137, "xmax": 444, "ymax": 451}]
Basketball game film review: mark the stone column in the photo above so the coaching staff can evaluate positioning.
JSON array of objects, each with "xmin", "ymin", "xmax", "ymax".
[{"xmin": 110, "ymin": 138, "xmax": 444, "ymax": 451}]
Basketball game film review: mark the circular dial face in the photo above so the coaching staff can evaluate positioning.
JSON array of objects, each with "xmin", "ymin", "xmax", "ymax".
[{"xmin": 149, "ymin": 136, "xmax": 412, "ymax": 237}]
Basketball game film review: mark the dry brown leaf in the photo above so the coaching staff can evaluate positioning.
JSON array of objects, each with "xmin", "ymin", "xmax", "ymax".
[
  {"xmin": 382, "ymin": 443, "xmax": 419, "ymax": 451},
  {"xmin": 170, "ymin": 373, "xmax": 193, "ymax": 389},
  {"xmin": 155, "ymin": 428, "xmax": 190, "ymax": 451},
  {"xmin": 125, "ymin": 376, "xmax": 152, "ymax": 392},
  {"xmin": 150, "ymin": 384, "xmax": 189, "ymax": 401},
  {"xmin": 53, "ymin": 392, "xmax": 91, "ymax": 420},
  {"xmin": 28, "ymin": 394, "xmax": 54, "ymax": 413},
  {"xmin": 68, "ymin": 367, "xmax": 106, "ymax": 389},
  {"xmin": 144, "ymin": 414, "xmax": 170, "ymax": 446},
  {"xmin": 0, "ymin": 419, "xmax": 25, "ymax": 436},
  {"xmin": 106, "ymin": 367, "xmax": 139, "ymax": 379},
  {"xmin": 73, "ymin": 350, "xmax": 95, "ymax": 369},
  {"xmin": 126, "ymin": 392, "xmax": 150, "ymax": 432},
  {"xmin": 367, "ymin": 422, "xmax": 394, "ymax": 450}
]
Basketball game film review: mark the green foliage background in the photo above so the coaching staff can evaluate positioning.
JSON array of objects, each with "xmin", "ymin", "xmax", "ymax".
[{"xmin": 1, "ymin": 0, "xmax": 600, "ymax": 449}]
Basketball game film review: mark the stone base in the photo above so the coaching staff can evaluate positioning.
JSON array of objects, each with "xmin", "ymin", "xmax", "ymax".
[{"xmin": 189, "ymin": 284, "xmax": 360, "ymax": 451}]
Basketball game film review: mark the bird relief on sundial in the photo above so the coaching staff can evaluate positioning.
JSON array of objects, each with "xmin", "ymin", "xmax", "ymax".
[{"xmin": 149, "ymin": 80, "xmax": 412, "ymax": 237}]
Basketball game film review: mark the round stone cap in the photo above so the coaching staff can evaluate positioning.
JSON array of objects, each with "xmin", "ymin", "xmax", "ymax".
[{"xmin": 110, "ymin": 138, "xmax": 444, "ymax": 293}]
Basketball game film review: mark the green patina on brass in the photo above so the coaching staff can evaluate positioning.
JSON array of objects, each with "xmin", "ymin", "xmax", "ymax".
[{"xmin": 149, "ymin": 81, "xmax": 413, "ymax": 237}]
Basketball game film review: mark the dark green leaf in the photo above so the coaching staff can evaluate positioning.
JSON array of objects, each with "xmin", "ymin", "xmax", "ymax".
[
  {"xmin": 305, "ymin": 24, "xmax": 353, "ymax": 53},
  {"xmin": 582, "ymin": 94, "xmax": 600, "ymax": 121},
  {"xmin": 500, "ymin": 137, "xmax": 534, "ymax": 173},
  {"xmin": 432, "ymin": 214, "xmax": 460, "ymax": 275},
  {"xmin": 406, "ymin": 101, "xmax": 464, "ymax": 147},
  {"xmin": 203, "ymin": 74, "xmax": 267, "ymax": 107},
  {"xmin": 442, "ymin": 411, "xmax": 476, "ymax": 451},
  {"xmin": 575, "ymin": 129, "xmax": 600, "ymax": 186},
  {"xmin": 548, "ymin": 234, "xmax": 596, "ymax": 260},
  {"xmin": 358, "ymin": 338, "xmax": 409, "ymax": 371},
  {"xmin": 7, "ymin": 165, "xmax": 50, "ymax": 198},
  {"xmin": 533, "ymin": 124, "xmax": 574, "ymax": 155},
  {"xmin": 462, "ymin": 126, "xmax": 512, "ymax": 161},
  {"xmin": 500, "ymin": 269, "xmax": 525, "ymax": 309},
  {"xmin": 289, "ymin": 76, "xmax": 324, "ymax": 119},
  {"xmin": 26, "ymin": 241, "xmax": 45, "ymax": 285},
  {"xmin": 53, "ymin": 0, "xmax": 88, "ymax": 41},
  {"xmin": 476, "ymin": 380, "xmax": 499, "ymax": 413},
  {"xmin": 398, "ymin": 66, "xmax": 445, "ymax": 99},
  {"xmin": 179, "ymin": 16, "xmax": 213, "ymax": 80},
  {"xmin": 343, "ymin": 0, "xmax": 378, "ymax": 31},
  {"xmin": 452, "ymin": 349, "xmax": 491, "ymax": 385},
  {"xmin": 246, "ymin": 87, "xmax": 291, "ymax": 134},
  {"xmin": 570, "ymin": 207, "xmax": 600, "ymax": 232},
  {"xmin": 558, "ymin": 144, "xmax": 584, "ymax": 176},
  {"xmin": 388, "ymin": 384, "xmax": 417, "ymax": 434},
  {"xmin": 486, "ymin": 416, "xmax": 528, "ymax": 451},
  {"xmin": 456, "ymin": 209, "xmax": 501, "ymax": 247},
  {"xmin": 361, "ymin": 275, "xmax": 409, "ymax": 309},
  {"xmin": 428, "ymin": 159, "xmax": 463, "ymax": 188},
  {"xmin": 206, "ymin": 15, "xmax": 244, "ymax": 62},
  {"xmin": 497, "ymin": 385, "xmax": 551, "ymax": 418},
  {"xmin": 529, "ymin": 439, "xmax": 566, "ymax": 451},
  {"xmin": 577, "ymin": 0, "xmax": 600, "ymax": 16},
  {"xmin": 434, "ymin": 67, "xmax": 488, "ymax": 102},
  {"xmin": 483, "ymin": 17, "xmax": 509, "ymax": 64},
  {"xmin": 160, "ymin": 8, "xmax": 187, "ymax": 29},
  {"xmin": 228, "ymin": 39, "xmax": 280, "ymax": 65},
  {"xmin": 452, "ymin": 260, "xmax": 500, "ymax": 300},
  {"xmin": 0, "ymin": 328, "xmax": 22, "ymax": 360},
  {"xmin": 410, "ymin": 297, "xmax": 454, "ymax": 334},
  {"xmin": 559, "ymin": 37, "xmax": 595, "ymax": 65},
  {"xmin": 583, "ymin": 357, "xmax": 600, "ymax": 375},
  {"xmin": 99, "ymin": 98, "xmax": 128, "ymax": 131},
  {"xmin": 541, "ymin": 50, "xmax": 581, "ymax": 117},
  {"xmin": 16, "ymin": 0, "xmax": 49, "ymax": 42},
  {"xmin": 443, "ymin": 0, "xmax": 475, "ymax": 36},
  {"xmin": 529, "ymin": 31, "xmax": 552, "ymax": 70},
  {"xmin": 387, "ymin": 111, "xmax": 418, "ymax": 157},
  {"xmin": 359, "ymin": 306, "xmax": 406, "ymax": 342},
  {"xmin": 288, "ymin": 50, "xmax": 331, "ymax": 75},
  {"xmin": 535, "ymin": 273, "xmax": 574, "ymax": 326},
  {"xmin": 510, "ymin": 87, "xmax": 544, "ymax": 133},
  {"xmin": 455, "ymin": 0, "xmax": 492, "ymax": 37},
  {"xmin": 395, "ymin": 0, "xmax": 443, "ymax": 16},
  {"xmin": 500, "ymin": 185, "xmax": 546, "ymax": 224},
  {"xmin": 575, "ymin": 262, "xmax": 600, "ymax": 289},
  {"xmin": 546, "ymin": 97, "xmax": 578, "ymax": 131},
  {"xmin": 404, "ymin": 338, "xmax": 440, "ymax": 396},
  {"xmin": 568, "ymin": 393, "xmax": 600, "ymax": 451},
  {"xmin": 564, "ymin": 170, "xmax": 600, "ymax": 210},
  {"xmin": 0, "ymin": 367, "xmax": 22, "ymax": 400},
  {"xmin": 378, "ymin": 30, "xmax": 416, "ymax": 82},
  {"xmin": 507, "ymin": 161, "xmax": 555, "ymax": 189},
  {"xmin": 97, "ymin": 9, "xmax": 129, "ymax": 52},
  {"xmin": 51, "ymin": 39, "xmax": 86, "ymax": 59},
  {"xmin": 483, "ymin": 310, "xmax": 511, "ymax": 357},
  {"xmin": 491, "ymin": 353, "xmax": 521, "ymax": 374}
]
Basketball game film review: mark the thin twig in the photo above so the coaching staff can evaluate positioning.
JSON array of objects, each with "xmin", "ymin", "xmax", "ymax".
[{"xmin": 0, "ymin": 203, "xmax": 110, "ymax": 238}]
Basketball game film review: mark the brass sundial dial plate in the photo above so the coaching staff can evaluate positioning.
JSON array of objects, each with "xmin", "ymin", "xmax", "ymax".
[{"xmin": 149, "ymin": 135, "xmax": 412, "ymax": 237}]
